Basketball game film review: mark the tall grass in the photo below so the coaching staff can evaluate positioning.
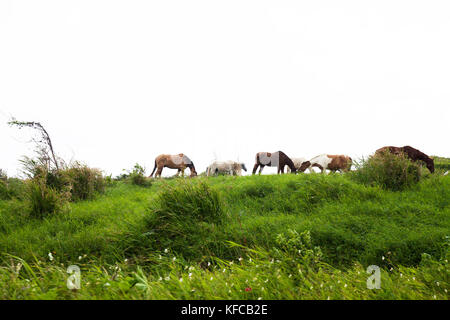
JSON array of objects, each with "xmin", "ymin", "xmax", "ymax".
[{"xmin": 0, "ymin": 173, "xmax": 448, "ymax": 299}]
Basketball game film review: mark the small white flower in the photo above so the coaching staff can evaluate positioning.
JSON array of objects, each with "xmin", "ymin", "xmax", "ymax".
[
  {"xmin": 208, "ymin": 262, "xmax": 211, "ymax": 266},
  {"xmin": 258, "ymin": 297, "xmax": 262, "ymax": 300},
  {"xmin": 48, "ymin": 252, "xmax": 54, "ymax": 261},
  {"xmin": 158, "ymin": 277, "xmax": 162, "ymax": 281},
  {"xmin": 239, "ymin": 257, "xmax": 243, "ymax": 262},
  {"xmin": 164, "ymin": 249, "xmax": 168, "ymax": 253},
  {"xmin": 124, "ymin": 258, "xmax": 128, "ymax": 262},
  {"xmin": 188, "ymin": 273, "xmax": 193, "ymax": 278},
  {"xmin": 382, "ymin": 256, "xmax": 385, "ymax": 260},
  {"xmin": 210, "ymin": 277, "xmax": 213, "ymax": 281},
  {"xmin": 436, "ymin": 281, "xmax": 440, "ymax": 286},
  {"xmin": 344, "ymin": 284, "xmax": 348, "ymax": 288},
  {"xmin": 223, "ymin": 269, "xmax": 226, "ymax": 273},
  {"xmin": 179, "ymin": 277, "xmax": 183, "ymax": 282},
  {"xmin": 165, "ymin": 276, "xmax": 170, "ymax": 281},
  {"xmin": 104, "ymin": 282, "xmax": 110, "ymax": 287},
  {"xmin": 78, "ymin": 256, "xmax": 82, "ymax": 261},
  {"xmin": 172, "ymin": 257, "xmax": 176, "ymax": 261}
]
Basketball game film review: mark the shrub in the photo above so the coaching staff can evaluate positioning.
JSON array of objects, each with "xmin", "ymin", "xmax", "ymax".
[
  {"xmin": 63, "ymin": 163, "xmax": 106, "ymax": 201},
  {"xmin": 27, "ymin": 178, "xmax": 69, "ymax": 218},
  {"xmin": 127, "ymin": 164, "xmax": 151, "ymax": 187},
  {"xmin": 19, "ymin": 157, "xmax": 106, "ymax": 202},
  {"xmin": 133, "ymin": 181, "xmax": 225, "ymax": 259},
  {"xmin": 350, "ymin": 151, "xmax": 422, "ymax": 191}
]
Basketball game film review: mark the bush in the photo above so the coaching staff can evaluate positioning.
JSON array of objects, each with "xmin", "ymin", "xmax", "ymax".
[
  {"xmin": 27, "ymin": 178, "xmax": 69, "ymax": 218},
  {"xmin": 63, "ymin": 163, "xmax": 106, "ymax": 201},
  {"xmin": 19, "ymin": 157, "xmax": 106, "ymax": 202},
  {"xmin": 127, "ymin": 164, "xmax": 151, "ymax": 187},
  {"xmin": 130, "ymin": 181, "xmax": 225, "ymax": 259},
  {"xmin": 350, "ymin": 151, "xmax": 422, "ymax": 191}
]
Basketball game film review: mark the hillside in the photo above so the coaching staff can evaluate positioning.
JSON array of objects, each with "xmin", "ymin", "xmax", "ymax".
[{"xmin": 0, "ymin": 173, "xmax": 448, "ymax": 299}]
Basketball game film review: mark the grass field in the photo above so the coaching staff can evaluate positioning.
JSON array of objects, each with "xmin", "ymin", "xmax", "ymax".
[{"xmin": 0, "ymin": 172, "xmax": 449, "ymax": 299}]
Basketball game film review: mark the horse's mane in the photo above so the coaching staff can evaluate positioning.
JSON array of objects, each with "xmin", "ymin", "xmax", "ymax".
[{"xmin": 278, "ymin": 151, "xmax": 296, "ymax": 171}]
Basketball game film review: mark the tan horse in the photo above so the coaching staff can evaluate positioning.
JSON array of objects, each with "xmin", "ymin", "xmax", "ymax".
[{"xmin": 149, "ymin": 154, "xmax": 197, "ymax": 178}]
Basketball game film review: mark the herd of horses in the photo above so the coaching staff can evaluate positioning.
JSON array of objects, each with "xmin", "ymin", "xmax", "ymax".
[{"xmin": 148, "ymin": 145, "xmax": 435, "ymax": 178}]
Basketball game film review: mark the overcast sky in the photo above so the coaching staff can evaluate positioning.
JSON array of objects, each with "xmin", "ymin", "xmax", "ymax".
[{"xmin": 1, "ymin": 1, "xmax": 449, "ymax": 177}]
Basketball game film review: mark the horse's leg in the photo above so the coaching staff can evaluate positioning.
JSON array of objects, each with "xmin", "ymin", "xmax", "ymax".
[
  {"xmin": 156, "ymin": 166, "xmax": 163, "ymax": 178},
  {"xmin": 281, "ymin": 165, "xmax": 285, "ymax": 174},
  {"xmin": 259, "ymin": 165, "xmax": 265, "ymax": 174},
  {"xmin": 252, "ymin": 164, "xmax": 259, "ymax": 175}
]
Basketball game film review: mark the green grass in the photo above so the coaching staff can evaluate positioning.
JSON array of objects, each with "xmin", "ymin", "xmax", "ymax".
[{"xmin": 0, "ymin": 173, "xmax": 449, "ymax": 299}]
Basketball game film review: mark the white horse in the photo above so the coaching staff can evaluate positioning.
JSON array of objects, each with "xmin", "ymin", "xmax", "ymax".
[{"xmin": 206, "ymin": 161, "xmax": 247, "ymax": 176}]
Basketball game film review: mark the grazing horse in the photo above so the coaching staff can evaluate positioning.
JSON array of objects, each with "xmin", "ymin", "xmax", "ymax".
[
  {"xmin": 286, "ymin": 157, "xmax": 311, "ymax": 173},
  {"xmin": 206, "ymin": 161, "xmax": 247, "ymax": 176},
  {"xmin": 149, "ymin": 153, "xmax": 197, "ymax": 178},
  {"xmin": 307, "ymin": 154, "xmax": 352, "ymax": 173},
  {"xmin": 252, "ymin": 151, "xmax": 297, "ymax": 174},
  {"xmin": 375, "ymin": 146, "xmax": 434, "ymax": 173}
]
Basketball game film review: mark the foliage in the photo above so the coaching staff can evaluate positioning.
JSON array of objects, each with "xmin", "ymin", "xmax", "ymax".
[
  {"xmin": 0, "ymin": 173, "xmax": 448, "ymax": 299},
  {"xmin": 26, "ymin": 178, "xmax": 69, "ymax": 219},
  {"xmin": 350, "ymin": 151, "xmax": 422, "ymax": 191},
  {"xmin": 63, "ymin": 163, "xmax": 105, "ymax": 201}
]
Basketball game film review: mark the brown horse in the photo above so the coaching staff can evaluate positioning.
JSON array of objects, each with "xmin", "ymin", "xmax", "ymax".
[
  {"xmin": 306, "ymin": 154, "xmax": 352, "ymax": 173},
  {"xmin": 375, "ymin": 146, "xmax": 434, "ymax": 173},
  {"xmin": 252, "ymin": 151, "xmax": 297, "ymax": 174},
  {"xmin": 149, "ymin": 153, "xmax": 197, "ymax": 178}
]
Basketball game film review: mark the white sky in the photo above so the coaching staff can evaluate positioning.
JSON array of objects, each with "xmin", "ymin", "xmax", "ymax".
[{"xmin": 1, "ymin": 1, "xmax": 449, "ymax": 177}]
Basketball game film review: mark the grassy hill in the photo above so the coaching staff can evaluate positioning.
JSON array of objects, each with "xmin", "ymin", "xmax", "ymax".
[{"xmin": 0, "ymin": 173, "xmax": 448, "ymax": 299}]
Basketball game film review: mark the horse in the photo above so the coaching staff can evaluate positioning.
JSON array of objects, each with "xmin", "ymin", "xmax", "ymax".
[
  {"xmin": 375, "ymin": 146, "xmax": 434, "ymax": 173},
  {"xmin": 307, "ymin": 154, "xmax": 352, "ymax": 173},
  {"xmin": 206, "ymin": 161, "xmax": 247, "ymax": 176},
  {"xmin": 286, "ymin": 157, "xmax": 311, "ymax": 173},
  {"xmin": 252, "ymin": 151, "xmax": 297, "ymax": 174},
  {"xmin": 149, "ymin": 153, "xmax": 197, "ymax": 178}
]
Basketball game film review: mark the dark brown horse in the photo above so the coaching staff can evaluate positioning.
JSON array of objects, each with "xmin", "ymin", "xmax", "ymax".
[
  {"xmin": 375, "ymin": 146, "xmax": 434, "ymax": 173},
  {"xmin": 252, "ymin": 151, "xmax": 297, "ymax": 174}
]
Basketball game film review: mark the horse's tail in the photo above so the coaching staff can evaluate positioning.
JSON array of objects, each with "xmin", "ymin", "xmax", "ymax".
[{"xmin": 149, "ymin": 160, "xmax": 157, "ymax": 177}]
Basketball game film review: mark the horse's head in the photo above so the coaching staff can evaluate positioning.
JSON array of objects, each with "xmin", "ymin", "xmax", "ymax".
[
  {"xmin": 241, "ymin": 163, "xmax": 247, "ymax": 172},
  {"xmin": 189, "ymin": 163, "xmax": 198, "ymax": 177},
  {"xmin": 299, "ymin": 161, "xmax": 311, "ymax": 172}
]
